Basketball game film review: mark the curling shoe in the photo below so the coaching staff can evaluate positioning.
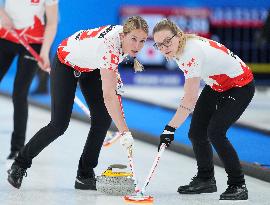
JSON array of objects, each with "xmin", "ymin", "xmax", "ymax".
[
  {"xmin": 220, "ymin": 184, "xmax": 248, "ymax": 201},
  {"xmin": 178, "ymin": 175, "xmax": 217, "ymax": 194},
  {"xmin": 7, "ymin": 163, "xmax": 27, "ymax": 189},
  {"xmin": 75, "ymin": 169, "xmax": 96, "ymax": 190}
]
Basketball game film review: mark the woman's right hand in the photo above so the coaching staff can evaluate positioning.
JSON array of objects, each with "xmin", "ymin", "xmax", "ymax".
[
  {"xmin": 38, "ymin": 50, "xmax": 51, "ymax": 72},
  {"xmin": 120, "ymin": 131, "xmax": 134, "ymax": 149}
]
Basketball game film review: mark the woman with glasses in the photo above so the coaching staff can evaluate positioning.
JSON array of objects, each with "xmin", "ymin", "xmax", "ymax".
[
  {"xmin": 7, "ymin": 16, "xmax": 149, "ymax": 190},
  {"xmin": 153, "ymin": 19, "xmax": 254, "ymax": 201}
]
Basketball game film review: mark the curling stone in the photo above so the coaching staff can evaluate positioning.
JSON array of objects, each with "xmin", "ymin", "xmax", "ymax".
[{"xmin": 96, "ymin": 164, "xmax": 136, "ymax": 196}]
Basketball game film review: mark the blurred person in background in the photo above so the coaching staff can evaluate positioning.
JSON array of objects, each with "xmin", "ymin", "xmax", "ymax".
[
  {"xmin": 257, "ymin": 10, "xmax": 270, "ymax": 46},
  {"xmin": 31, "ymin": 11, "xmax": 53, "ymax": 96},
  {"xmin": 7, "ymin": 16, "xmax": 149, "ymax": 190},
  {"xmin": 0, "ymin": 0, "xmax": 58, "ymax": 159},
  {"xmin": 153, "ymin": 19, "xmax": 254, "ymax": 201}
]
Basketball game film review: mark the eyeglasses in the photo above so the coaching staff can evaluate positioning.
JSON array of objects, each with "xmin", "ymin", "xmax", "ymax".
[{"xmin": 153, "ymin": 34, "xmax": 176, "ymax": 50}]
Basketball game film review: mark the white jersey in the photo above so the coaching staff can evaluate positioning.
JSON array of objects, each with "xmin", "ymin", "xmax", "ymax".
[
  {"xmin": 57, "ymin": 25, "xmax": 128, "ymax": 72},
  {"xmin": 57, "ymin": 25, "xmax": 128, "ymax": 97},
  {"xmin": 174, "ymin": 38, "xmax": 253, "ymax": 92},
  {"xmin": 0, "ymin": 0, "xmax": 58, "ymax": 43}
]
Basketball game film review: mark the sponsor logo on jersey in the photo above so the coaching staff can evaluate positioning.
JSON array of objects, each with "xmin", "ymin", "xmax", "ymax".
[
  {"xmin": 111, "ymin": 54, "xmax": 119, "ymax": 65},
  {"xmin": 98, "ymin": 25, "xmax": 116, "ymax": 38}
]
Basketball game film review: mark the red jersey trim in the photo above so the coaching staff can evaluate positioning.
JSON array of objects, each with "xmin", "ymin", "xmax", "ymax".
[
  {"xmin": 0, "ymin": 16, "xmax": 44, "ymax": 44},
  {"xmin": 209, "ymin": 63, "xmax": 254, "ymax": 92}
]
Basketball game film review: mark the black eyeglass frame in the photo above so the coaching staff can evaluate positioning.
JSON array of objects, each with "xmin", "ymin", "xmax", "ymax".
[{"xmin": 153, "ymin": 34, "xmax": 177, "ymax": 50}]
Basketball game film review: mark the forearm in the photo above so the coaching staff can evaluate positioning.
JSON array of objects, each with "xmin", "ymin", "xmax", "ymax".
[
  {"xmin": 40, "ymin": 23, "xmax": 57, "ymax": 54},
  {"xmin": 168, "ymin": 96, "xmax": 197, "ymax": 128},
  {"xmin": 103, "ymin": 94, "xmax": 129, "ymax": 133},
  {"xmin": 41, "ymin": 3, "xmax": 58, "ymax": 55},
  {"xmin": 0, "ymin": 7, "xmax": 14, "ymax": 31},
  {"xmin": 0, "ymin": 8, "xmax": 9, "ymax": 21},
  {"xmin": 169, "ymin": 77, "xmax": 200, "ymax": 128}
]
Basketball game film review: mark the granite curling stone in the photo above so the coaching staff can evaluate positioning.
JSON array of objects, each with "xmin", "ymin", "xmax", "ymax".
[{"xmin": 96, "ymin": 164, "xmax": 136, "ymax": 196}]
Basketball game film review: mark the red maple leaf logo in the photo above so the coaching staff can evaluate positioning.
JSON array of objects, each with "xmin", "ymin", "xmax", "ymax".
[
  {"xmin": 111, "ymin": 54, "xmax": 119, "ymax": 65},
  {"xmin": 187, "ymin": 61, "xmax": 192, "ymax": 67}
]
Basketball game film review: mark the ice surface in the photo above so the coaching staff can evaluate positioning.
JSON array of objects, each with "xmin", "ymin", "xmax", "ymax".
[{"xmin": 0, "ymin": 96, "xmax": 269, "ymax": 205}]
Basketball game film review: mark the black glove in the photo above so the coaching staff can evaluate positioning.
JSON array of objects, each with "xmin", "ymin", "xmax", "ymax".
[{"xmin": 158, "ymin": 125, "xmax": 176, "ymax": 151}]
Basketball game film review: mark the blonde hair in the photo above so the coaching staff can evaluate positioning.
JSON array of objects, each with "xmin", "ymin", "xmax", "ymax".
[
  {"xmin": 153, "ymin": 19, "xmax": 200, "ymax": 56},
  {"xmin": 123, "ymin": 16, "xmax": 149, "ymax": 72}
]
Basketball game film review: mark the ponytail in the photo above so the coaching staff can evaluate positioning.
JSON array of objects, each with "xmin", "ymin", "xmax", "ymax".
[{"xmin": 133, "ymin": 58, "xmax": 144, "ymax": 72}]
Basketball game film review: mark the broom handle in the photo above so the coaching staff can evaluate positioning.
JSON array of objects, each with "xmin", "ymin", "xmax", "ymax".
[
  {"xmin": 10, "ymin": 30, "xmax": 91, "ymax": 118},
  {"xmin": 141, "ymin": 143, "xmax": 166, "ymax": 194},
  {"xmin": 10, "ymin": 30, "xmax": 43, "ymax": 63},
  {"xmin": 10, "ymin": 30, "xmax": 120, "ymax": 145},
  {"xmin": 126, "ymin": 146, "xmax": 140, "ymax": 192}
]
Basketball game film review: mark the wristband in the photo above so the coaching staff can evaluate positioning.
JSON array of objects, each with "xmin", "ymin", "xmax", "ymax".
[{"xmin": 165, "ymin": 125, "xmax": 176, "ymax": 132}]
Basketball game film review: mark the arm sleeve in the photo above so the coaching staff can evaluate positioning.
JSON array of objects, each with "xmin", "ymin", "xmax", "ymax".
[
  {"xmin": 45, "ymin": 0, "xmax": 58, "ymax": 6},
  {"xmin": 178, "ymin": 47, "xmax": 204, "ymax": 79}
]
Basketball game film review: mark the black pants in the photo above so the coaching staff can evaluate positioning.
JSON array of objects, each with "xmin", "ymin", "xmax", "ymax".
[
  {"xmin": 0, "ymin": 39, "xmax": 41, "ymax": 152},
  {"xmin": 188, "ymin": 81, "xmax": 255, "ymax": 185},
  {"xmin": 15, "ymin": 56, "xmax": 112, "ymax": 177},
  {"xmin": 32, "ymin": 69, "xmax": 49, "ymax": 93}
]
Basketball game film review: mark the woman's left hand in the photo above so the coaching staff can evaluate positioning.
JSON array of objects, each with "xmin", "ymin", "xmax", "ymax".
[{"xmin": 158, "ymin": 125, "xmax": 176, "ymax": 151}]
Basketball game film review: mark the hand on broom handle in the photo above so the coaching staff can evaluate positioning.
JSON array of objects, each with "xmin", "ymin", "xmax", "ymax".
[
  {"xmin": 9, "ymin": 31, "xmax": 88, "ymax": 109},
  {"xmin": 9, "ymin": 30, "xmax": 50, "ymax": 71},
  {"xmin": 123, "ymin": 143, "xmax": 166, "ymax": 204}
]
